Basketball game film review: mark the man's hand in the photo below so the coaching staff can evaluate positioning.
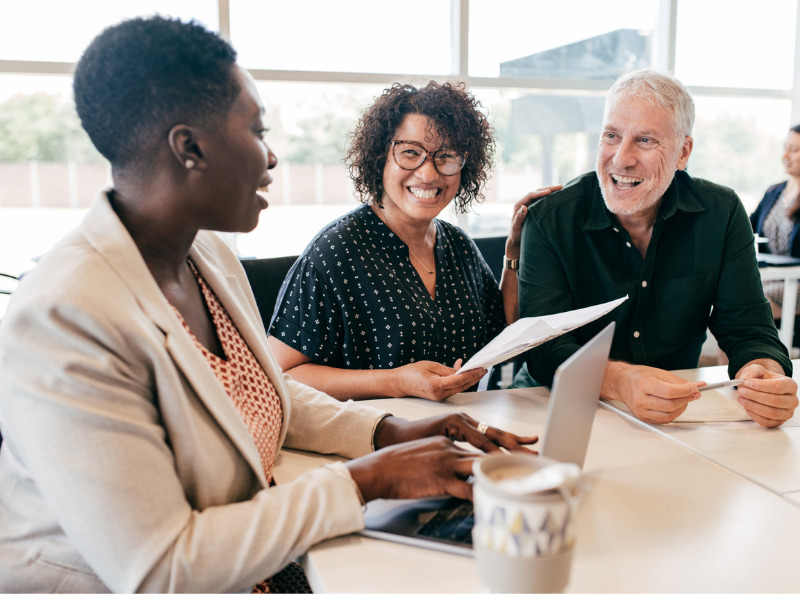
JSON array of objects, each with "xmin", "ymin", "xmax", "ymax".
[
  {"xmin": 393, "ymin": 360, "xmax": 486, "ymax": 402},
  {"xmin": 735, "ymin": 361, "xmax": 799, "ymax": 427},
  {"xmin": 602, "ymin": 362, "xmax": 701, "ymax": 424}
]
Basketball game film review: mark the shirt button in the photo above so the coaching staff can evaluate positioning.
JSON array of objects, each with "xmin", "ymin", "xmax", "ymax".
[
  {"xmin": 633, "ymin": 331, "xmax": 640, "ymax": 338},
  {"xmin": 626, "ymin": 242, "xmax": 632, "ymax": 248},
  {"xmin": 641, "ymin": 281, "xmax": 647, "ymax": 288},
  {"xmin": 613, "ymin": 227, "xmax": 619, "ymax": 233}
]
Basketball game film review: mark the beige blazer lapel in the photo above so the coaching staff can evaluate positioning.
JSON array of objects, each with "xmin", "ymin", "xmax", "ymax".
[
  {"xmin": 80, "ymin": 192, "xmax": 267, "ymax": 486},
  {"xmin": 189, "ymin": 235, "xmax": 293, "ymax": 449}
]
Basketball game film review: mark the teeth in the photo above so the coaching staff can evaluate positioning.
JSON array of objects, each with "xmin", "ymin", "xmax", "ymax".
[
  {"xmin": 612, "ymin": 175, "xmax": 643, "ymax": 184},
  {"xmin": 409, "ymin": 187, "xmax": 439, "ymax": 200}
]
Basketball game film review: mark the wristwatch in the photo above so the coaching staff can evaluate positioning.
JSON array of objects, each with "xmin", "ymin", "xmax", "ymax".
[{"xmin": 503, "ymin": 255, "xmax": 519, "ymax": 271}]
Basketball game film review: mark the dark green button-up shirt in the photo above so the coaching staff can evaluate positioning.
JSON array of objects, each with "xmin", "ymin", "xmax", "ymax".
[{"xmin": 518, "ymin": 170, "xmax": 791, "ymax": 387}]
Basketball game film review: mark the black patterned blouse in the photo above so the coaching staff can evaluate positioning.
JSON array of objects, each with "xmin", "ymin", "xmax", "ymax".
[{"xmin": 268, "ymin": 203, "xmax": 505, "ymax": 370}]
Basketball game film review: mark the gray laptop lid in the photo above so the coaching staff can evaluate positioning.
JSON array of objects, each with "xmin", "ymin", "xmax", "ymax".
[
  {"xmin": 359, "ymin": 321, "xmax": 615, "ymax": 556},
  {"xmin": 540, "ymin": 321, "xmax": 615, "ymax": 468}
]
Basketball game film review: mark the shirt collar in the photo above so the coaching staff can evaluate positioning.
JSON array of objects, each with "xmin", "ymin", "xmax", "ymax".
[{"xmin": 584, "ymin": 170, "xmax": 706, "ymax": 232}]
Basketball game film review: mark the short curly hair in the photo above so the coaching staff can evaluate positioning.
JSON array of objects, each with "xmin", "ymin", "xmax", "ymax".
[
  {"xmin": 345, "ymin": 81, "xmax": 495, "ymax": 213},
  {"xmin": 73, "ymin": 16, "xmax": 239, "ymax": 170}
]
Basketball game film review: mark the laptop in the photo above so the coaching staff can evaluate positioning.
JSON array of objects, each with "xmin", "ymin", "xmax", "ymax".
[
  {"xmin": 358, "ymin": 322, "xmax": 615, "ymax": 557},
  {"xmin": 757, "ymin": 252, "xmax": 800, "ymax": 267}
]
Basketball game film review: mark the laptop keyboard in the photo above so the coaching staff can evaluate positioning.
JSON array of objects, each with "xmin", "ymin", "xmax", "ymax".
[{"xmin": 416, "ymin": 497, "xmax": 474, "ymax": 546}]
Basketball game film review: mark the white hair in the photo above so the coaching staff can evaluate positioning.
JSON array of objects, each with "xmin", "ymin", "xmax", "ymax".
[{"xmin": 606, "ymin": 68, "xmax": 695, "ymax": 139}]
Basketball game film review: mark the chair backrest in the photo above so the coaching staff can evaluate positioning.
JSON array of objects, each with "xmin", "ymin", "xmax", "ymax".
[
  {"xmin": 0, "ymin": 271, "xmax": 19, "ymax": 295},
  {"xmin": 472, "ymin": 235, "xmax": 506, "ymax": 283},
  {"xmin": 471, "ymin": 234, "xmax": 528, "ymax": 389},
  {"xmin": 1, "ymin": 272, "xmax": 19, "ymax": 448},
  {"xmin": 240, "ymin": 255, "xmax": 300, "ymax": 329}
]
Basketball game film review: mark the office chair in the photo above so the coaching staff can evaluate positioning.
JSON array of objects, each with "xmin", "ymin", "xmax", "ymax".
[
  {"xmin": 0, "ymin": 271, "xmax": 19, "ymax": 295},
  {"xmin": 472, "ymin": 235, "xmax": 506, "ymax": 284},
  {"xmin": 239, "ymin": 255, "xmax": 300, "ymax": 330},
  {"xmin": 0, "ymin": 271, "xmax": 20, "ymax": 333},
  {"xmin": 0, "ymin": 273, "xmax": 21, "ymax": 448},
  {"xmin": 472, "ymin": 235, "xmax": 523, "ymax": 390}
]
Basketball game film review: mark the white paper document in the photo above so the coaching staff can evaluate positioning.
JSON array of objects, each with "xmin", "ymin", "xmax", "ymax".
[
  {"xmin": 674, "ymin": 388, "xmax": 749, "ymax": 422},
  {"xmin": 607, "ymin": 379, "xmax": 800, "ymax": 425},
  {"xmin": 606, "ymin": 388, "xmax": 749, "ymax": 423},
  {"xmin": 456, "ymin": 295, "xmax": 628, "ymax": 374}
]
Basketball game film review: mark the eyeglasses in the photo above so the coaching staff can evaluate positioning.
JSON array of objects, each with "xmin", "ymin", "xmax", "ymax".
[{"xmin": 390, "ymin": 140, "xmax": 467, "ymax": 176}]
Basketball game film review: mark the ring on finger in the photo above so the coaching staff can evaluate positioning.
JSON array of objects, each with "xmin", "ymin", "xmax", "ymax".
[{"xmin": 477, "ymin": 421, "xmax": 489, "ymax": 435}]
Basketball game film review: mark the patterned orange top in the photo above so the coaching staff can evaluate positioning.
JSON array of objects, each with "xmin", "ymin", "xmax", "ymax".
[{"xmin": 172, "ymin": 262, "xmax": 283, "ymax": 482}]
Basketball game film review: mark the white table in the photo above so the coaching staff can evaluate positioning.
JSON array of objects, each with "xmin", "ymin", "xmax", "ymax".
[
  {"xmin": 610, "ymin": 362, "xmax": 800, "ymax": 500},
  {"xmin": 273, "ymin": 386, "xmax": 800, "ymax": 594}
]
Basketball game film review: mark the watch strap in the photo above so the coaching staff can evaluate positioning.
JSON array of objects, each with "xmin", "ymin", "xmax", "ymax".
[{"xmin": 503, "ymin": 255, "xmax": 519, "ymax": 271}]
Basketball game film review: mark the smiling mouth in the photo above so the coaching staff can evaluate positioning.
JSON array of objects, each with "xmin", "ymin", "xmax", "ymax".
[
  {"xmin": 611, "ymin": 174, "xmax": 643, "ymax": 189},
  {"xmin": 257, "ymin": 176, "xmax": 273, "ymax": 194},
  {"xmin": 409, "ymin": 186, "xmax": 440, "ymax": 200}
]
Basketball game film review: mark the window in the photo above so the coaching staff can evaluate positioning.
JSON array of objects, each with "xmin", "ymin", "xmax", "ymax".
[
  {"xmin": 0, "ymin": 1, "xmax": 218, "ymax": 62},
  {"xmin": 1, "ymin": 0, "xmax": 799, "ymax": 291},
  {"xmin": 0, "ymin": 74, "xmax": 104, "ymax": 276},
  {"xmin": 675, "ymin": 0, "xmax": 797, "ymax": 89},
  {"xmin": 230, "ymin": 0, "xmax": 453, "ymax": 74},
  {"xmin": 690, "ymin": 97, "xmax": 791, "ymax": 212},
  {"xmin": 236, "ymin": 81, "xmax": 384, "ymax": 258},
  {"xmin": 469, "ymin": 0, "xmax": 658, "ymax": 79}
]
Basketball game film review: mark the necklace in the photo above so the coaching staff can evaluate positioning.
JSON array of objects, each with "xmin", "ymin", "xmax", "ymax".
[
  {"xmin": 407, "ymin": 246, "xmax": 435, "ymax": 274},
  {"xmin": 381, "ymin": 207, "xmax": 435, "ymax": 274}
]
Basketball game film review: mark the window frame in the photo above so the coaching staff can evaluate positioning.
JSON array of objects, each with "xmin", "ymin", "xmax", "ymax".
[
  {"xmin": 1, "ymin": 0, "xmax": 796, "ymax": 123},
  {"xmin": 1, "ymin": 0, "xmax": 798, "ymax": 236}
]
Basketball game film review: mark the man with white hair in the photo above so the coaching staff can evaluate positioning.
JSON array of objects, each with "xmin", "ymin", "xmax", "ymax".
[{"xmin": 516, "ymin": 68, "xmax": 798, "ymax": 427}]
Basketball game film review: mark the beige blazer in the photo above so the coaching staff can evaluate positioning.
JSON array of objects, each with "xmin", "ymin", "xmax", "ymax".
[{"xmin": 0, "ymin": 192, "xmax": 387, "ymax": 593}]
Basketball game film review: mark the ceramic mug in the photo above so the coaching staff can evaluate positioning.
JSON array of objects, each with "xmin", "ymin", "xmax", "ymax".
[{"xmin": 472, "ymin": 453, "xmax": 585, "ymax": 593}]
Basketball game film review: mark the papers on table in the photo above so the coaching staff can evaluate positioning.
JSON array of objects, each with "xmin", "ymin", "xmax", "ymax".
[
  {"xmin": 606, "ymin": 388, "xmax": 750, "ymax": 423},
  {"xmin": 456, "ymin": 295, "xmax": 627, "ymax": 374},
  {"xmin": 608, "ymin": 387, "xmax": 800, "ymax": 425},
  {"xmin": 675, "ymin": 388, "xmax": 749, "ymax": 422}
]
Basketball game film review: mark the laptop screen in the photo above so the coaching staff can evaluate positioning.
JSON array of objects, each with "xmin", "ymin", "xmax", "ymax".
[{"xmin": 359, "ymin": 322, "xmax": 615, "ymax": 556}]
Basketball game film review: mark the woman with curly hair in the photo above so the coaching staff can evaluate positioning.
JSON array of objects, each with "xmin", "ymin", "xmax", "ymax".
[{"xmin": 268, "ymin": 82, "xmax": 559, "ymax": 401}]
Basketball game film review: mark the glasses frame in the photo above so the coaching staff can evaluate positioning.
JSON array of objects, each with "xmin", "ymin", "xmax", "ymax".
[{"xmin": 390, "ymin": 140, "xmax": 467, "ymax": 176}]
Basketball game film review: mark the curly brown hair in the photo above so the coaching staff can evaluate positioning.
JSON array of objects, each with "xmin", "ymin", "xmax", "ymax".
[{"xmin": 345, "ymin": 81, "xmax": 495, "ymax": 213}]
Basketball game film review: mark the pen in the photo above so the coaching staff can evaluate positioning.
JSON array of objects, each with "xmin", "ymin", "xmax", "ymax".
[{"xmin": 697, "ymin": 379, "xmax": 744, "ymax": 392}]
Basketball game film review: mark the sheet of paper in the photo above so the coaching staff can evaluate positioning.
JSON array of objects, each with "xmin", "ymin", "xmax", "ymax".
[
  {"xmin": 608, "ymin": 385, "xmax": 800, "ymax": 425},
  {"xmin": 677, "ymin": 388, "xmax": 751, "ymax": 422},
  {"xmin": 606, "ymin": 388, "xmax": 749, "ymax": 423},
  {"xmin": 456, "ymin": 295, "xmax": 628, "ymax": 374}
]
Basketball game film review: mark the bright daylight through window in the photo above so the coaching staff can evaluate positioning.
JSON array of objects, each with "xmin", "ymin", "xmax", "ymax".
[{"xmin": 0, "ymin": 0, "xmax": 798, "ymax": 318}]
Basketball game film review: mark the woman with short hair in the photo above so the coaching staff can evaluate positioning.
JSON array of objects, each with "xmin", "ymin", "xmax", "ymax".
[{"xmin": 0, "ymin": 16, "xmax": 536, "ymax": 593}]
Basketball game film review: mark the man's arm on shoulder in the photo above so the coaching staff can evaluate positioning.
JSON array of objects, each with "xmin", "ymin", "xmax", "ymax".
[{"xmin": 734, "ymin": 359, "xmax": 799, "ymax": 427}]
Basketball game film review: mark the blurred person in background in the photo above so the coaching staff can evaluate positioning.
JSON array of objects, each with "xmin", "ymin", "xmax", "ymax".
[{"xmin": 750, "ymin": 124, "xmax": 800, "ymax": 332}]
